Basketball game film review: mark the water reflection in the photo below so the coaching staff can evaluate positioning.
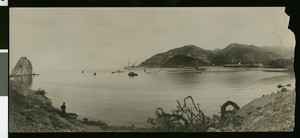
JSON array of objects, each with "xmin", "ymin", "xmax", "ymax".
[{"xmin": 14, "ymin": 76, "xmax": 33, "ymax": 87}]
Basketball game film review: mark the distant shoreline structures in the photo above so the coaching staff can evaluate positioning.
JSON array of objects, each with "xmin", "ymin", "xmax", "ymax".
[{"xmin": 223, "ymin": 62, "xmax": 243, "ymax": 67}]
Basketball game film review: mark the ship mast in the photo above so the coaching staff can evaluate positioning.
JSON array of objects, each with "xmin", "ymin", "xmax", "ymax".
[{"xmin": 128, "ymin": 57, "xmax": 130, "ymax": 67}]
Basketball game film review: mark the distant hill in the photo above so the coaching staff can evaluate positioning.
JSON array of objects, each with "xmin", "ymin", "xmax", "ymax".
[
  {"xmin": 260, "ymin": 46, "xmax": 294, "ymax": 59},
  {"xmin": 139, "ymin": 44, "xmax": 213, "ymax": 67},
  {"xmin": 212, "ymin": 43, "xmax": 282, "ymax": 65},
  {"xmin": 140, "ymin": 43, "xmax": 288, "ymax": 68}
]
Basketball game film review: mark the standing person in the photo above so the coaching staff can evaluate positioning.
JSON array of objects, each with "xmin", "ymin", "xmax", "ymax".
[{"xmin": 60, "ymin": 102, "xmax": 66, "ymax": 117}]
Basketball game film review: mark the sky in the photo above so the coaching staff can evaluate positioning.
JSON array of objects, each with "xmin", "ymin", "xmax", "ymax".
[{"xmin": 10, "ymin": 7, "xmax": 295, "ymax": 73}]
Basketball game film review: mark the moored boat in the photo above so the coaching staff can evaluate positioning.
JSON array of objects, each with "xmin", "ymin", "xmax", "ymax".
[
  {"xmin": 128, "ymin": 72, "xmax": 138, "ymax": 77},
  {"xmin": 112, "ymin": 70, "xmax": 123, "ymax": 74}
]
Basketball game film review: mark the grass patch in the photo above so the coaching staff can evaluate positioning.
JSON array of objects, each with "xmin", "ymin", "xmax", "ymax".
[{"xmin": 35, "ymin": 89, "xmax": 46, "ymax": 96}]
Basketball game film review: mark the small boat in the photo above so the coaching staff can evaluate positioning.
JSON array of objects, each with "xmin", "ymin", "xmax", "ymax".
[
  {"xmin": 116, "ymin": 70, "xmax": 123, "ymax": 73},
  {"xmin": 128, "ymin": 72, "xmax": 138, "ymax": 77},
  {"xmin": 112, "ymin": 70, "xmax": 123, "ymax": 74},
  {"xmin": 94, "ymin": 72, "xmax": 96, "ymax": 76}
]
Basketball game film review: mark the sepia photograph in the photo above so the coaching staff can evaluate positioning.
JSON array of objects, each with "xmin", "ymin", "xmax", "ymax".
[{"xmin": 9, "ymin": 7, "xmax": 295, "ymax": 132}]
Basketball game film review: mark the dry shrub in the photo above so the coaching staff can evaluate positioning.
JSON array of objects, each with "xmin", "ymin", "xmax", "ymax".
[
  {"xmin": 147, "ymin": 96, "xmax": 215, "ymax": 132},
  {"xmin": 147, "ymin": 96, "xmax": 243, "ymax": 132}
]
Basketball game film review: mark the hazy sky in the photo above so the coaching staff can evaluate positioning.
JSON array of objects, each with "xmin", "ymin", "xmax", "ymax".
[{"xmin": 10, "ymin": 7, "xmax": 295, "ymax": 72}]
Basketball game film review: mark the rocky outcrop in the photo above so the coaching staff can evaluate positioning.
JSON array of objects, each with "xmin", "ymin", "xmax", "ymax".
[
  {"xmin": 220, "ymin": 88, "xmax": 295, "ymax": 132},
  {"xmin": 11, "ymin": 57, "xmax": 33, "ymax": 76},
  {"xmin": 14, "ymin": 76, "xmax": 33, "ymax": 87},
  {"xmin": 236, "ymin": 89, "xmax": 295, "ymax": 131},
  {"xmin": 9, "ymin": 78, "xmax": 34, "ymax": 96}
]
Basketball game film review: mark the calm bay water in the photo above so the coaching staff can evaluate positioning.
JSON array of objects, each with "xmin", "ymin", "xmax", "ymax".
[{"xmin": 27, "ymin": 67, "xmax": 295, "ymax": 127}]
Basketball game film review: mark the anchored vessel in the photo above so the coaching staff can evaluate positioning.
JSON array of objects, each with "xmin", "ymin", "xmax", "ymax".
[
  {"xmin": 111, "ymin": 70, "xmax": 123, "ymax": 74},
  {"xmin": 128, "ymin": 72, "xmax": 138, "ymax": 77}
]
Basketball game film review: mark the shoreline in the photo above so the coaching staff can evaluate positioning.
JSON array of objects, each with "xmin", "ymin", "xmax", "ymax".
[
  {"xmin": 9, "ymin": 78, "xmax": 295, "ymax": 132},
  {"xmin": 17, "ymin": 66, "xmax": 293, "ymax": 74}
]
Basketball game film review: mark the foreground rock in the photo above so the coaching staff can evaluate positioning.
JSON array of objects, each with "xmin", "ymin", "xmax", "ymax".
[
  {"xmin": 9, "ymin": 79, "xmax": 79, "ymax": 132},
  {"xmin": 221, "ymin": 89, "xmax": 295, "ymax": 132}
]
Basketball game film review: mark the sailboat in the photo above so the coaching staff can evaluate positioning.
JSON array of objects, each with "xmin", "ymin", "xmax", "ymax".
[
  {"xmin": 124, "ymin": 58, "xmax": 131, "ymax": 69},
  {"xmin": 124, "ymin": 58, "xmax": 143, "ymax": 69}
]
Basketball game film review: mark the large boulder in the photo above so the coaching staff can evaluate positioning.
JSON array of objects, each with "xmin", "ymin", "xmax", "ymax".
[
  {"xmin": 11, "ymin": 57, "xmax": 33, "ymax": 76},
  {"xmin": 235, "ymin": 90, "xmax": 295, "ymax": 131}
]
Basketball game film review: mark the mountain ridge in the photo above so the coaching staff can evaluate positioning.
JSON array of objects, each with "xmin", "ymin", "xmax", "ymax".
[{"xmin": 140, "ymin": 43, "xmax": 293, "ymax": 67}]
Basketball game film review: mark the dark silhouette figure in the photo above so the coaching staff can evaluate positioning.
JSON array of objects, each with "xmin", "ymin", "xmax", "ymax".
[{"xmin": 60, "ymin": 102, "xmax": 66, "ymax": 117}]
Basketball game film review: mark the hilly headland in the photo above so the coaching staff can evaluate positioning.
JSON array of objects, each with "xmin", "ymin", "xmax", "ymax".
[{"xmin": 139, "ymin": 43, "xmax": 293, "ymax": 68}]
